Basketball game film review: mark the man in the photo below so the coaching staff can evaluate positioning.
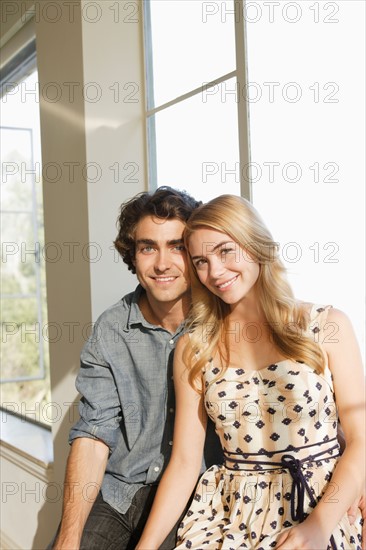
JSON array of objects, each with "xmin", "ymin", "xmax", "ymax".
[{"xmin": 52, "ymin": 187, "xmax": 222, "ymax": 550}]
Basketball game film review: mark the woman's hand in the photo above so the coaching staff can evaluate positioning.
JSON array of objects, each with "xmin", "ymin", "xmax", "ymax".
[{"xmin": 275, "ymin": 522, "xmax": 329, "ymax": 550}]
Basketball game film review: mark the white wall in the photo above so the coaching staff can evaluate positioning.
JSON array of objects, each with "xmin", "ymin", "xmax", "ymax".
[{"xmin": 81, "ymin": 0, "xmax": 146, "ymax": 318}]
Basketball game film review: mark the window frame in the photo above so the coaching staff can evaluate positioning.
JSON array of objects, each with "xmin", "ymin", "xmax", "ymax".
[
  {"xmin": 143, "ymin": 0, "xmax": 252, "ymax": 199},
  {"xmin": 1, "ymin": 45, "xmax": 49, "ymax": 410}
]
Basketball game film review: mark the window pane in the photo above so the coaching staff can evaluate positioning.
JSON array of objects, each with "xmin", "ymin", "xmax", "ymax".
[
  {"xmin": 1, "ymin": 212, "xmax": 37, "ymax": 295},
  {"xmin": 147, "ymin": 0, "xmax": 236, "ymax": 107},
  {"xmin": 1, "ymin": 69, "xmax": 50, "ymax": 424},
  {"xmin": 153, "ymin": 78, "xmax": 240, "ymax": 202},
  {"xmin": 1, "ymin": 297, "xmax": 41, "ymax": 380},
  {"xmin": 246, "ymin": 1, "xmax": 365, "ymax": 357},
  {"xmin": 1, "ymin": 129, "xmax": 34, "ymax": 210}
]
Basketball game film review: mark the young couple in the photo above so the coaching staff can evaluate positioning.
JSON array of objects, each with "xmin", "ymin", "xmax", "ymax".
[{"xmin": 53, "ymin": 187, "xmax": 364, "ymax": 549}]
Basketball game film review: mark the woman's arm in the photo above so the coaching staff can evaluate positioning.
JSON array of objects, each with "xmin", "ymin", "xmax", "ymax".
[
  {"xmin": 277, "ymin": 308, "xmax": 365, "ymax": 549},
  {"xmin": 136, "ymin": 336, "xmax": 208, "ymax": 550}
]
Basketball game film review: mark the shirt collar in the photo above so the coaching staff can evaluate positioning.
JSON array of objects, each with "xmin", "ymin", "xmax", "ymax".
[{"xmin": 125, "ymin": 285, "xmax": 186, "ymax": 337}]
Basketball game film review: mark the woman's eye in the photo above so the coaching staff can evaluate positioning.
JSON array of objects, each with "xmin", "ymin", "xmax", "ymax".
[
  {"xmin": 194, "ymin": 259, "xmax": 207, "ymax": 268},
  {"xmin": 220, "ymin": 247, "xmax": 234, "ymax": 255}
]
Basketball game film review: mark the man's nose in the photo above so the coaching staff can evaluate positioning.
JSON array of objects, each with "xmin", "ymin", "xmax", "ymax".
[{"xmin": 154, "ymin": 250, "xmax": 171, "ymax": 272}]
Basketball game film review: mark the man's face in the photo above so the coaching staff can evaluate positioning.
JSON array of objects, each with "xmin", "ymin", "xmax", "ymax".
[{"xmin": 133, "ymin": 216, "xmax": 190, "ymax": 307}]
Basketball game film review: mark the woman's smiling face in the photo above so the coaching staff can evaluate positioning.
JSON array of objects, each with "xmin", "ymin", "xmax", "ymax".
[{"xmin": 188, "ymin": 227, "xmax": 260, "ymax": 308}]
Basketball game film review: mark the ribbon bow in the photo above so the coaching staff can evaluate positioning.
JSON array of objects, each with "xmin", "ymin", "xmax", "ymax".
[{"xmin": 281, "ymin": 454, "xmax": 316, "ymax": 522}]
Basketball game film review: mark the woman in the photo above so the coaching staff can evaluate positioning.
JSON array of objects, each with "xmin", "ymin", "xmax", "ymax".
[{"xmin": 136, "ymin": 195, "xmax": 364, "ymax": 549}]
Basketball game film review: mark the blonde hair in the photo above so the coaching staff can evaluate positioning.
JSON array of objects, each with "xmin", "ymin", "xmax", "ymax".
[{"xmin": 183, "ymin": 195, "xmax": 325, "ymax": 389}]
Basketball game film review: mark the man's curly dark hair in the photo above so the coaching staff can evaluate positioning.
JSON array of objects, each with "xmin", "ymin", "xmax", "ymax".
[{"xmin": 114, "ymin": 186, "xmax": 202, "ymax": 274}]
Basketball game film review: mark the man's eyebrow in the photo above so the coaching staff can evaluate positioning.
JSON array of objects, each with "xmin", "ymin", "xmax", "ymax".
[
  {"xmin": 136, "ymin": 239, "xmax": 156, "ymax": 246},
  {"xmin": 168, "ymin": 238, "xmax": 184, "ymax": 246},
  {"xmin": 191, "ymin": 240, "xmax": 234, "ymax": 260},
  {"xmin": 135, "ymin": 238, "xmax": 184, "ymax": 246}
]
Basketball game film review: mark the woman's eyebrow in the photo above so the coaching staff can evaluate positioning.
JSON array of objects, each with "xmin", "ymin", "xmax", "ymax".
[{"xmin": 190, "ymin": 240, "xmax": 234, "ymax": 260}]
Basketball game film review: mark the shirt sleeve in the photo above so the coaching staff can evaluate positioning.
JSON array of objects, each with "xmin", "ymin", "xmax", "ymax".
[{"xmin": 69, "ymin": 321, "xmax": 122, "ymax": 452}]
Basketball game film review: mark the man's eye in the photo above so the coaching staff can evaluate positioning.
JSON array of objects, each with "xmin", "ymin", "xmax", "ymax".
[
  {"xmin": 174, "ymin": 245, "xmax": 185, "ymax": 252},
  {"xmin": 141, "ymin": 246, "xmax": 154, "ymax": 253}
]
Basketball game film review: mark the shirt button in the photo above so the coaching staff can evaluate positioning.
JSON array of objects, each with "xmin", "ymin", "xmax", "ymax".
[
  {"xmin": 169, "ymin": 441, "xmax": 173, "ymax": 446},
  {"xmin": 169, "ymin": 339, "xmax": 174, "ymax": 345},
  {"xmin": 169, "ymin": 408, "xmax": 174, "ymax": 413},
  {"xmin": 153, "ymin": 466, "xmax": 160, "ymax": 472}
]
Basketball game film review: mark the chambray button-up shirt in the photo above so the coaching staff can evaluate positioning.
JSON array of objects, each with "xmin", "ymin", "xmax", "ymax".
[
  {"xmin": 69, "ymin": 286, "xmax": 180, "ymax": 513},
  {"xmin": 70, "ymin": 286, "xmax": 222, "ymax": 514}
]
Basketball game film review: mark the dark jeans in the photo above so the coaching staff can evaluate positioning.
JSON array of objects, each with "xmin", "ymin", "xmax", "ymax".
[{"xmin": 48, "ymin": 486, "xmax": 181, "ymax": 549}]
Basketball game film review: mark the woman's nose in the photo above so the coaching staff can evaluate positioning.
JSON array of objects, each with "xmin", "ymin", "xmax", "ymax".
[{"xmin": 208, "ymin": 257, "xmax": 226, "ymax": 279}]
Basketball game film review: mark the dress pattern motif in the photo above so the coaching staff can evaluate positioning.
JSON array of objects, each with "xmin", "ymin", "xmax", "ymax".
[{"xmin": 176, "ymin": 305, "xmax": 363, "ymax": 549}]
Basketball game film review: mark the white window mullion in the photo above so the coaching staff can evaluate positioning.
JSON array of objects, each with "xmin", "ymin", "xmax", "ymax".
[{"xmin": 234, "ymin": 0, "xmax": 252, "ymax": 201}]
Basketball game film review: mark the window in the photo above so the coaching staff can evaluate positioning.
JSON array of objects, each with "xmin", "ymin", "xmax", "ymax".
[
  {"xmin": 1, "ymin": 52, "xmax": 51, "ymax": 425},
  {"xmin": 144, "ymin": 0, "xmax": 247, "ymax": 202},
  {"xmin": 143, "ymin": 0, "xmax": 365, "ymax": 356},
  {"xmin": 245, "ymin": 0, "xmax": 365, "ymax": 355}
]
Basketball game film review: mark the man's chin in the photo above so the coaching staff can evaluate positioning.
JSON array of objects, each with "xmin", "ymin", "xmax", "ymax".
[{"xmin": 148, "ymin": 286, "xmax": 190, "ymax": 304}]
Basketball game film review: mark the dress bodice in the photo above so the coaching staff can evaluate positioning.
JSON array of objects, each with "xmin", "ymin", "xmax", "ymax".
[
  {"xmin": 204, "ymin": 358, "xmax": 337, "ymax": 461},
  {"xmin": 203, "ymin": 305, "xmax": 337, "ymax": 461}
]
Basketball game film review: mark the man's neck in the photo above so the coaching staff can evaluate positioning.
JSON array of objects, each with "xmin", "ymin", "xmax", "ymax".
[{"xmin": 139, "ymin": 291, "xmax": 190, "ymax": 334}]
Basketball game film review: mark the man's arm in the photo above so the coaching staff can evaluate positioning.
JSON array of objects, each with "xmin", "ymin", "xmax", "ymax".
[
  {"xmin": 53, "ymin": 313, "xmax": 121, "ymax": 549},
  {"xmin": 347, "ymin": 493, "xmax": 366, "ymax": 550},
  {"xmin": 53, "ymin": 437, "xmax": 109, "ymax": 550},
  {"xmin": 338, "ymin": 387, "xmax": 365, "ymax": 548}
]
